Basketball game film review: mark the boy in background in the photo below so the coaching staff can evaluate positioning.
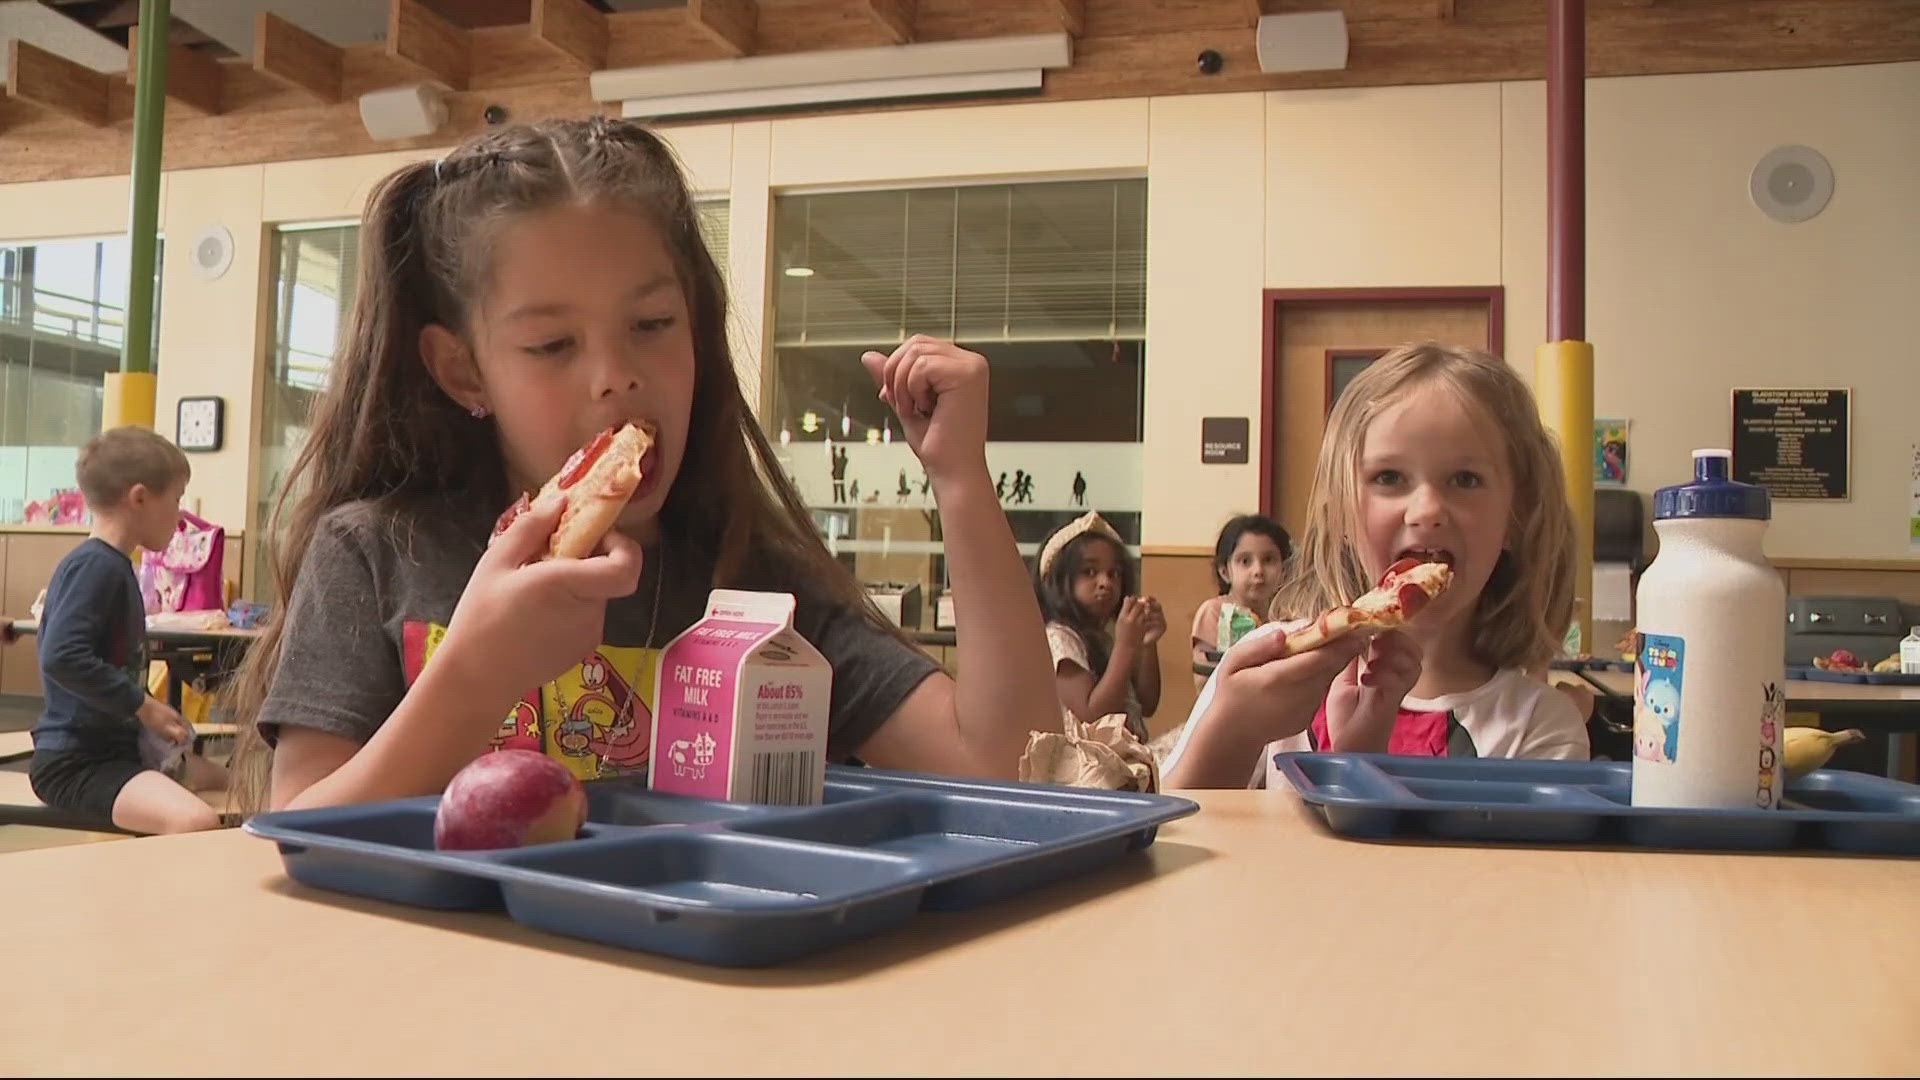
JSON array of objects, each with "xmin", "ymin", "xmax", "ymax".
[{"xmin": 29, "ymin": 427, "xmax": 225, "ymax": 833}]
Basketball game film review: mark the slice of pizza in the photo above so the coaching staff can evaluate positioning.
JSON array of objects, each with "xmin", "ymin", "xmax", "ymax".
[
  {"xmin": 492, "ymin": 422, "xmax": 654, "ymax": 560},
  {"xmin": 1273, "ymin": 557, "xmax": 1452, "ymax": 657}
]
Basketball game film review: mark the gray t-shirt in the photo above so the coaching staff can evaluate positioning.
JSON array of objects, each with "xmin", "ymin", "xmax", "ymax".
[{"xmin": 259, "ymin": 500, "xmax": 940, "ymax": 780}]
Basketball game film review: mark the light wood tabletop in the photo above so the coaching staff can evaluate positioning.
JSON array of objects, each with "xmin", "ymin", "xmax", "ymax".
[
  {"xmin": 7, "ymin": 618, "xmax": 262, "ymax": 642},
  {"xmin": 3, "ymin": 786, "xmax": 1919, "ymax": 1075},
  {"xmin": 1584, "ymin": 668, "xmax": 1920, "ymax": 708}
]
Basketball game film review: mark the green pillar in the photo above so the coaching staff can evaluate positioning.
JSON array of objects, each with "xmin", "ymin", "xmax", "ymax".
[{"xmin": 108, "ymin": 0, "xmax": 169, "ymax": 427}]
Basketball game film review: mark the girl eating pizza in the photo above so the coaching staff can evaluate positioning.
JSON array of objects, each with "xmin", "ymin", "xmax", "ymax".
[
  {"xmin": 1163, "ymin": 343, "xmax": 1589, "ymax": 788},
  {"xmin": 226, "ymin": 118, "xmax": 1058, "ymax": 812}
]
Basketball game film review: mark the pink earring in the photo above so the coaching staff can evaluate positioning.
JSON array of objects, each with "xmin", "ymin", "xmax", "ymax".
[{"xmin": 469, "ymin": 402, "xmax": 489, "ymax": 419}]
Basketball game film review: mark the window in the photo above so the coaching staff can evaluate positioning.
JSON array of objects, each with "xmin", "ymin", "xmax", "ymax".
[
  {"xmin": 251, "ymin": 224, "xmax": 358, "ymax": 599},
  {"xmin": 697, "ymin": 200, "xmax": 729, "ymax": 269},
  {"xmin": 0, "ymin": 235, "xmax": 161, "ymax": 524},
  {"xmin": 248, "ymin": 200, "xmax": 729, "ymax": 599},
  {"xmin": 765, "ymin": 179, "xmax": 1147, "ymax": 619}
]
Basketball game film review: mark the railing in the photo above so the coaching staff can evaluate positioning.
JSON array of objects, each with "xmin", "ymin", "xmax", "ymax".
[{"xmin": 0, "ymin": 276, "xmax": 129, "ymax": 350}]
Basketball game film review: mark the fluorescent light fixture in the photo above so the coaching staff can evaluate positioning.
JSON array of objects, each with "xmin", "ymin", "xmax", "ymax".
[
  {"xmin": 784, "ymin": 266, "xmax": 816, "ymax": 278},
  {"xmin": 595, "ymin": 32, "xmax": 1071, "ymax": 121},
  {"xmin": 594, "ymin": 33, "xmax": 1068, "ymax": 100},
  {"xmin": 621, "ymin": 68, "xmax": 1042, "ymax": 121}
]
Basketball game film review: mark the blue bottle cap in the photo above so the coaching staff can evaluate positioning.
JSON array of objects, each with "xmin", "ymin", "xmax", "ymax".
[{"xmin": 1653, "ymin": 449, "xmax": 1771, "ymax": 521}]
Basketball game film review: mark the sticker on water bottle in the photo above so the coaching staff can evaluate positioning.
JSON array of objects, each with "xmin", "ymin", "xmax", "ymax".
[
  {"xmin": 1634, "ymin": 633, "xmax": 1684, "ymax": 764},
  {"xmin": 1756, "ymin": 684, "xmax": 1784, "ymax": 809}
]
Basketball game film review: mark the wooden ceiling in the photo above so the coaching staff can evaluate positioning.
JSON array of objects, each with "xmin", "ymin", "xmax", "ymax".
[{"xmin": 0, "ymin": 0, "xmax": 1915, "ymax": 184}]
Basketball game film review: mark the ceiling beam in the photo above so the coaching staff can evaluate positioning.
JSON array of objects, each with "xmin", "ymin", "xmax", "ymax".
[
  {"xmin": 6, "ymin": 39, "xmax": 110, "ymax": 126},
  {"xmin": 531, "ymin": 0, "xmax": 607, "ymax": 69},
  {"xmin": 388, "ymin": 0, "xmax": 471, "ymax": 90},
  {"xmin": 127, "ymin": 24, "xmax": 223, "ymax": 114},
  {"xmin": 863, "ymin": 0, "xmax": 915, "ymax": 45},
  {"xmin": 688, "ymin": 0, "xmax": 757, "ymax": 59},
  {"xmin": 1047, "ymin": 0, "xmax": 1085, "ymax": 37},
  {"xmin": 253, "ymin": 11, "xmax": 342, "ymax": 103}
]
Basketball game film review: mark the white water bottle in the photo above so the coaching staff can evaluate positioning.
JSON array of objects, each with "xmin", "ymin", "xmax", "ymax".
[{"xmin": 1631, "ymin": 449, "xmax": 1786, "ymax": 810}]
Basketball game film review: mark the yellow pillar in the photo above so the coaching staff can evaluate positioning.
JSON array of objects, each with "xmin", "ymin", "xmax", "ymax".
[
  {"xmin": 102, "ymin": 371, "xmax": 158, "ymax": 430},
  {"xmin": 1536, "ymin": 339, "xmax": 1594, "ymax": 654}
]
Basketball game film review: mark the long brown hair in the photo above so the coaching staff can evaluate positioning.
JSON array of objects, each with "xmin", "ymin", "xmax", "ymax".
[
  {"xmin": 227, "ymin": 117, "xmax": 887, "ymax": 812},
  {"xmin": 1273, "ymin": 342, "xmax": 1576, "ymax": 672}
]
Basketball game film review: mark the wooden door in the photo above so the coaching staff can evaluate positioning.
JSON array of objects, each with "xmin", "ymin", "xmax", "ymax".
[{"xmin": 1264, "ymin": 290, "xmax": 1499, "ymax": 536}]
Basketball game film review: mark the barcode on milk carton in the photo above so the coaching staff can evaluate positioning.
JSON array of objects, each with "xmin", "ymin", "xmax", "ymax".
[{"xmin": 748, "ymin": 751, "xmax": 818, "ymax": 805}]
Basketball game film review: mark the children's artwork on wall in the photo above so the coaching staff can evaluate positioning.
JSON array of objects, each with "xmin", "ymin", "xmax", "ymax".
[
  {"xmin": 1909, "ymin": 443, "xmax": 1919, "ymax": 552},
  {"xmin": 1595, "ymin": 419, "xmax": 1630, "ymax": 486}
]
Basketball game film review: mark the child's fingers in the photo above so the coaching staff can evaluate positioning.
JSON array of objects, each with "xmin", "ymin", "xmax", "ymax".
[
  {"xmin": 1245, "ymin": 645, "xmax": 1363, "ymax": 699},
  {"xmin": 525, "ymin": 532, "xmax": 645, "ymax": 600},
  {"xmin": 1216, "ymin": 625, "xmax": 1290, "ymax": 673},
  {"xmin": 903, "ymin": 341, "xmax": 961, "ymax": 418},
  {"xmin": 863, "ymin": 340, "xmax": 915, "ymax": 407},
  {"xmin": 894, "ymin": 338, "xmax": 939, "ymax": 418},
  {"xmin": 859, "ymin": 351, "xmax": 891, "ymax": 398},
  {"xmin": 483, "ymin": 492, "xmax": 564, "ymax": 569}
]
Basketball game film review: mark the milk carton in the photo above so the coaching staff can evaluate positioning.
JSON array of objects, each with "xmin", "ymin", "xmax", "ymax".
[{"xmin": 649, "ymin": 590, "xmax": 832, "ymax": 805}]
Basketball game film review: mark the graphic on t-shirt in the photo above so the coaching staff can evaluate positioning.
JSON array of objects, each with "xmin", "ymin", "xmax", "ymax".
[
  {"xmin": 1634, "ymin": 633, "xmax": 1684, "ymax": 764},
  {"xmin": 1308, "ymin": 707, "xmax": 1478, "ymax": 757},
  {"xmin": 402, "ymin": 619, "xmax": 659, "ymax": 781}
]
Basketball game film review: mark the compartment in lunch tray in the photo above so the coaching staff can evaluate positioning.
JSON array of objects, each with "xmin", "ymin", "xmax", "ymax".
[
  {"xmin": 1391, "ymin": 778, "xmax": 1606, "ymax": 843},
  {"xmin": 1398, "ymin": 778, "xmax": 1618, "ymax": 808},
  {"xmin": 1379, "ymin": 757, "xmax": 1621, "ymax": 786},
  {"xmin": 494, "ymin": 830, "xmax": 921, "ymax": 908},
  {"xmin": 730, "ymin": 793, "xmax": 1123, "ymax": 855},
  {"xmin": 284, "ymin": 800, "xmax": 445, "ymax": 850},
  {"xmin": 491, "ymin": 832, "xmax": 928, "ymax": 966},
  {"xmin": 1784, "ymin": 773, "xmax": 1920, "ymax": 815},
  {"xmin": 728, "ymin": 793, "xmax": 1144, "ymax": 908},
  {"xmin": 584, "ymin": 784, "xmax": 771, "ymax": 828},
  {"xmin": 264, "ymin": 800, "xmax": 506, "ymax": 910},
  {"xmin": 1281, "ymin": 754, "xmax": 1406, "ymax": 801}
]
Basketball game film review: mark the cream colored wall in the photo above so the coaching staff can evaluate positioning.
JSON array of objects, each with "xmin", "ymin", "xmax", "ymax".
[
  {"xmin": 1266, "ymin": 83, "xmax": 1504, "ymax": 289},
  {"xmin": 3, "ymin": 62, "xmax": 1913, "ymax": 561},
  {"xmin": 1504, "ymin": 62, "xmax": 1920, "ymax": 559},
  {"xmin": 153, "ymin": 166, "xmax": 265, "ymax": 533},
  {"xmin": 1142, "ymin": 93, "xmax": 1266, "ymax": 547}
]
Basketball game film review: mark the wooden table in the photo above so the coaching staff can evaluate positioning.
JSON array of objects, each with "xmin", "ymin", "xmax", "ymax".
[
  {"xmin": 1579, "ymin": 668, "xmax": 1920, "ymax": 777},
  {"xmin": 8, "ymin": 618, "xmax": 261, "ymax": 711},
  {"xmin": 4, "ymin": 788, "xmax": 1919, "ymax": 1074},
  {"xmin": 1580, "ymin": 668, "xmax": 1920, "ymax": 712}
]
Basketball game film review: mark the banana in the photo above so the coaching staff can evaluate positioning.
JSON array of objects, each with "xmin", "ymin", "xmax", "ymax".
[{"xmin": 1782, "ymin": 727, "xmax": 1865, "ymax": 780}]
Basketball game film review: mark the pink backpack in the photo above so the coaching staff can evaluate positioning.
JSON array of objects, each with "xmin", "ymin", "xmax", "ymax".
[{"xmin": 138, "ymin": 511, "xmax": 226, "ymax": 614}]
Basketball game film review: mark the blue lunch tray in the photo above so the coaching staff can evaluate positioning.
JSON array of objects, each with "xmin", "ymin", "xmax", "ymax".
[
  {"xmin": 244, "ymin": 765, "xmax": 1197, "ymax": 967},
  {"xmin": 1274, "ymin": 753, "xmax": 1920, "ymax": 854},
  {"xmin": 1789, "ymin": 665, "xmax": 1920, "ymax": 686}
]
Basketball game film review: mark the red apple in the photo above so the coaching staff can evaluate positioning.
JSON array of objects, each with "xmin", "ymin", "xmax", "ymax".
[{"xmin": 434, "ymin": 750, "xmax": 587, "ymax": 851}]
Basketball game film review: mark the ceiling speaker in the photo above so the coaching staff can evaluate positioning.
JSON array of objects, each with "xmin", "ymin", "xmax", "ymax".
[
  {"xmin": 1749, "ymin": 144, "xmax": 1833, "ymax": 224},
  {"xmin": 1255, "ymin": 11, "xmax": 1348, "ymax": 74},
  {"xmin": 191, "ymin": 225, "xmax": 233, "ymax": 281},
  {"xmin": 359, "ymin": 83, "xmax": 449, "ymax": 142}
]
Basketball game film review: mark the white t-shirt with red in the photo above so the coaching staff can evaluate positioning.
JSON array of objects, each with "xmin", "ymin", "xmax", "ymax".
[{"xmin": 1166, "ymin": 622, "xmax": 1590, "ymax": 786}]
